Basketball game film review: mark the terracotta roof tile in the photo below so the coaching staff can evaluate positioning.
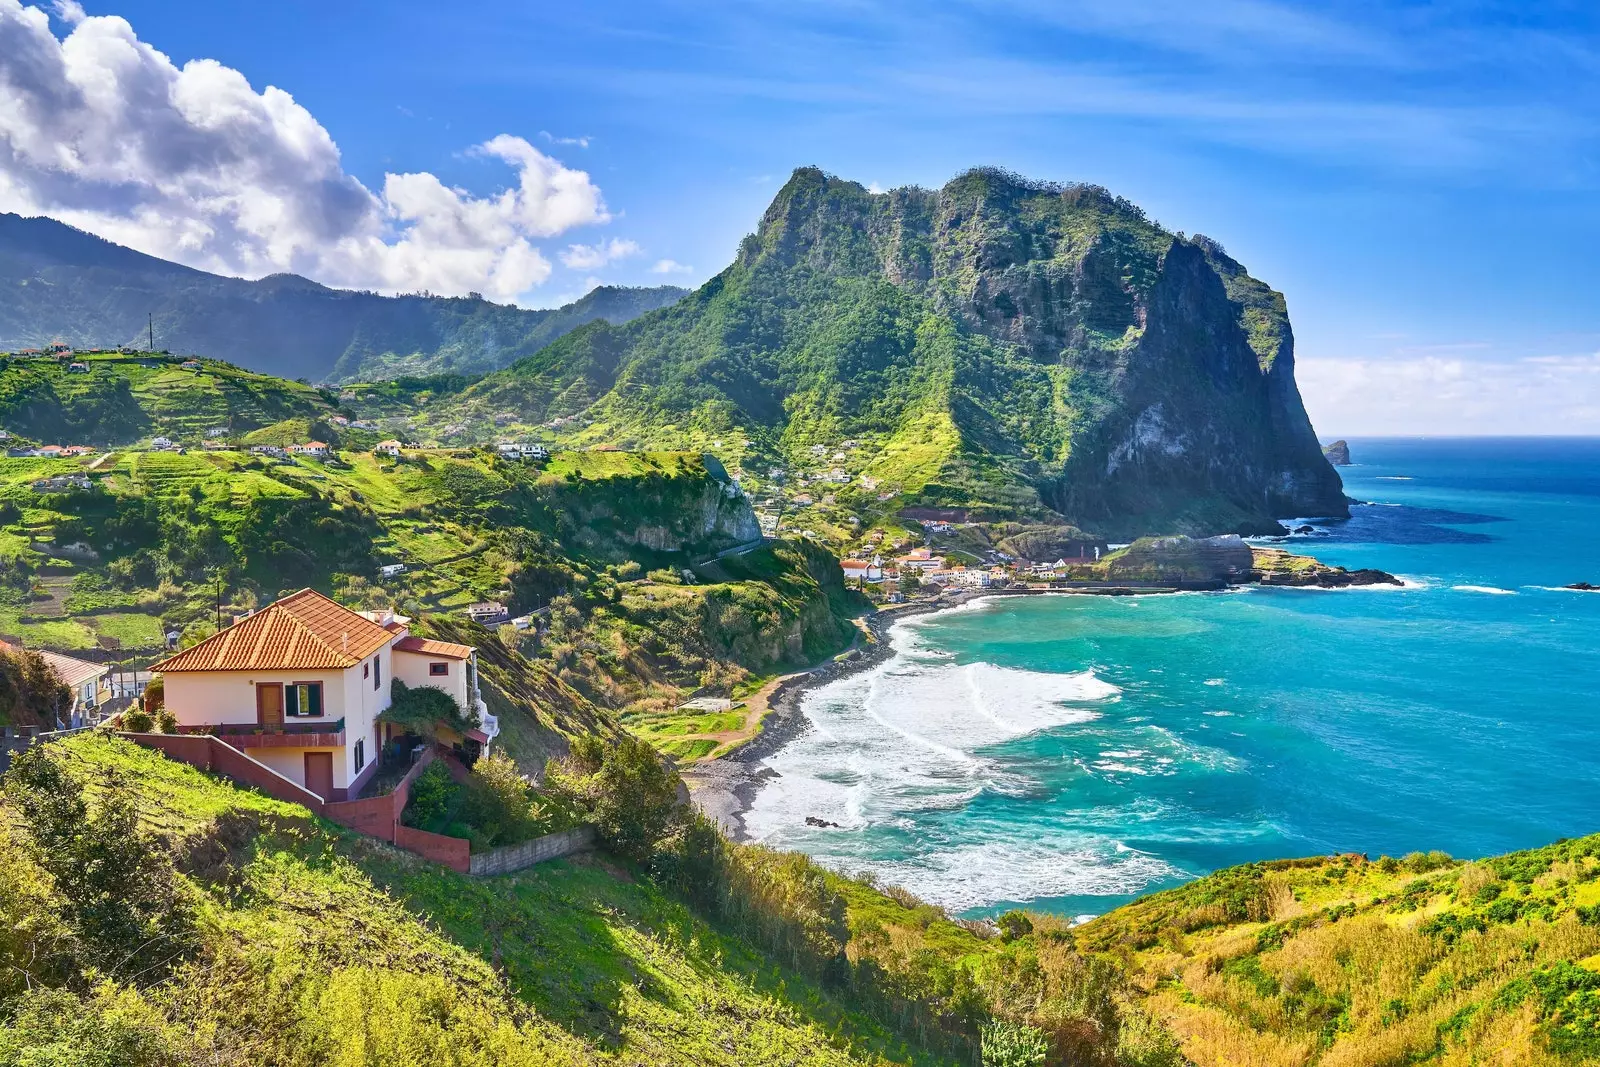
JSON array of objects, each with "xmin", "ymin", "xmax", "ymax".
[
  {"xmin": 393, "ymin": 636, "xmax": 474, "ymax": 660},
  {"xmin": 152, "ymin": 589, "xmax": 395, "ymax": 673}
]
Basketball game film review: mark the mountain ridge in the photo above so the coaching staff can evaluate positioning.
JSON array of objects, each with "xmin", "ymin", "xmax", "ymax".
[
  {"xmin": 434, "ymin": 166, "xmax": 1346, "ymax": 537},
  {"xmin": 0, "ymin": 212, "xmax": 687, "ymax": 383}
]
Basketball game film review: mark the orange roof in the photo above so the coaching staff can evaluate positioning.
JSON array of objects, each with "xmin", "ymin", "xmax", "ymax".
[
  {"xmin": 393, "ymin": 635, "xmax": 474, "ymax": 661},
  {"xmin": 152, "ymin": 589, "xmax": 396, "ymax": 673}
]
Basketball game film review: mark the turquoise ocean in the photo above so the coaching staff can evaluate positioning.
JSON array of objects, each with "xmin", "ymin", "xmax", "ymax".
[{"xmin": 743, "ymin": 438, "xmax": 1600, "ymax": 918}]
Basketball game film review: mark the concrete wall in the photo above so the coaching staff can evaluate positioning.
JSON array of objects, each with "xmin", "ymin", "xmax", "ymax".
[{"xmin": 468, "ymin": 825, "xmax": 596, "ymax": 876}]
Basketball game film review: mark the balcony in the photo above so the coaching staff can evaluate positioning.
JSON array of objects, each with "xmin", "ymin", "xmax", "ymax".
[{"xmin": 184, "ymin": 719, "xmax": 346, "ymax": 749}]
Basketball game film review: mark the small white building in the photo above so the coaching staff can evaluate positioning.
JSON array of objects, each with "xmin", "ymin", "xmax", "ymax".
[
  {"xmin": 374, "ymin": 440, "xmax": 403, "ymax": 457},
  {"xmin": 378, "ymin": 563, "xmax": 406, "ymax": 578}
]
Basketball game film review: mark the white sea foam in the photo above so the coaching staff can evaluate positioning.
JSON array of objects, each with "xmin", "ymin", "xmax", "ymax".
[
  {"xmin": 836, "ymin": 835, "xmax": 1184, "ymax": 912},
  {"xmin": 1526, "ymin": 585, "xmax": 1600, "ymax": 594},
  {"xmin": 1204, "ymin": 678, "xmax": 1226, "ymax": 686},
  {"xmin": 1453, "ymin": 584, "xmax": 1517, "ymax": 595}
]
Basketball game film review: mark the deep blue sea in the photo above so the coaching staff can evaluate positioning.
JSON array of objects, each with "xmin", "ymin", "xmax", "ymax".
[{"xmin": 744, "ymin": 438, "xmax": 1600, "ymax": 918}]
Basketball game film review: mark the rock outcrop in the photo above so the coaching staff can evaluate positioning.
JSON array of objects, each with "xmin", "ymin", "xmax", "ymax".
[
  {"xmin": 1323, "ymin": 440, "xmax": 1352, "ymax": 465},
  {"xmin": 1250, "ymin": 547, "xmax": 1402, "ymax": 587}
]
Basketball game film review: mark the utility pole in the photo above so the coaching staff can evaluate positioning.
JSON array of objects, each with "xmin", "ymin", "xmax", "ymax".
[
  {"xmin": 148, "ymin": 313, "xmax": 154, "ymax": 353},
  {"xmin": 214, "ymin": 572, "xmax": 223, "ymax": 633}
]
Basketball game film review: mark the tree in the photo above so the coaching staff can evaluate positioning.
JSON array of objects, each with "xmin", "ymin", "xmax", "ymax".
[
  {"xmin": 0, "ymin": 645, "xmax": 71, "ymax": 728},
  {"xmin": 4, "ymin": 748, "xmax": 194, "ymax": 982},
  {"xmin": 380, "ymin": 679, "xmax": 473, "ymax": 743},
  {"xmin": 545, "ymin": 734, "xmax": 683, "ymax": 863}
]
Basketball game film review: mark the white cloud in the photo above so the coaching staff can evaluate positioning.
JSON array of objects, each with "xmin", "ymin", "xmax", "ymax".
[
  {"xmin": 649, "ymin": 258, "xmax": 693, "ymax": 274},
  {"xmin": 0, "ymin": 1, "xmax": 611, "ymax": 303},
  {"xmin": 48, "ymin": 0, "xmax": 81, "ymax": 24},
  {"xmin": 539, "ymin": 130, "xmax": 591, "ymax": 148},
  {"xmin": 1298, "ymin": 352, "xmax": 1600, "ymax": 436},
  {"xmin": 559, "ymin": 237, "xmax": 641, "ymax": 270}
]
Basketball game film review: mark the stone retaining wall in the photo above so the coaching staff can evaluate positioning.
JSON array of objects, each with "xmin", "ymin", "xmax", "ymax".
[{"xmin": 469, "ymin": 824, "xmax": 596, "ymax": 876}]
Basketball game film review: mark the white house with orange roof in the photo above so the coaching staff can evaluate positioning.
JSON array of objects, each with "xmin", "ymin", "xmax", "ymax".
[{"xmin": 150, "ymin": 589, "xmax": 491, "ymax": 801}]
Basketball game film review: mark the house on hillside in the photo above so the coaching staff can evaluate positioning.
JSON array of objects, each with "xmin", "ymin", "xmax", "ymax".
[
  {"xmin": 67, "ymin": 361, "xmax": 90, "ymax": 373},
  {"xmin": 0, "ymin": 640, "xmax": 108, "ymax": 725},
  {"xmin": 464, "ymin": 602, "xmax": 508, "ymax": 625},
  {"xmin": 151, "ymin": 590, "xmax": 494, "ymax": 802},
  {"xmin": 840, "ymin": 556, "xmax": 886, "ymax": 584},
  {"xmin": 60, "ymin": 445, "xmax": 95, "ymax": 457},
  {"xmin": 151, "ymin": 436, "xmax": 174, "ymax": 450},
  {"xmin": 378, "ymin": 563, "xmax": 406, "ymax": 578},
  {"xmin": 374, "ymin": 440, "xmax": 403, "ymax": 457},
  {"xmin": 37, "ymin": 445, "xmax": 63, "ymax": 457},
  {"xmin": 179, "ymin": 360, "xmax": 201, "ymax": 370},
  {"xmin": 288, "ymin": 441, "xmax": 330, "ymax": 458}
]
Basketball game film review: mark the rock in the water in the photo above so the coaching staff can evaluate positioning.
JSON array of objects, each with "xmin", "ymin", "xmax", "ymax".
[
  {"xmin": 804, "ymin": 816, "xmax": 842, "ymax": 828},
  {"xmin": 1251, "ymin": 546, "xmax": 1402, "ymax": 587},
  {"xmin": 1566, "ymin": 582, "xmax": 1599, "ymax": 592},
  {"xmin": 1100, "ymin": 534, "xmax": 1255, "ymax": 583},
  {"xmin": 1324, "ymin": 440, "xmax": 1352, "ymax": 465}
]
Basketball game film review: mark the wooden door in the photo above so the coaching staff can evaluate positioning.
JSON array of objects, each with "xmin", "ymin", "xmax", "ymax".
[
  {"xmin": 257, "ymin": 683, "xmax": 283, "ymax": 727},
  {"xmin": 303, "ymin": 752, "xmax": 334, "ymax": 799}
]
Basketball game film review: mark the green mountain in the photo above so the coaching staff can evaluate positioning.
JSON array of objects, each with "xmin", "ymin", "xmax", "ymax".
[
  {"xmin": 0, "ymin": 212, "xmax": 687, "ymax": 384},
  {"xmin": 439, "ymin": 167, "xmax": 1346, "ymax": 537}
]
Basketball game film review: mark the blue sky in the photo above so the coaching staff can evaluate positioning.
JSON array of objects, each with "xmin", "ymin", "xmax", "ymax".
[{"xmin": 3, "ymin": 1, "xmax": 1598, "ymax": 433}]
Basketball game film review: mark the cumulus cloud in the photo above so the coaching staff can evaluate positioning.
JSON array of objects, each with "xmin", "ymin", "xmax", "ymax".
[
  {"xmin": 0, "ymin": 1, "xmax": 611, "ymax": 303},
  {"xmin": 1298, "ymin": 352, "xmax": 1600, "ymax": 436},
  {"xmin": 649, "ymin": 258, "xmax": 693, "ymax": 274},
  {"xmin": 559, "ymin": 237, "xmax": 641, "ymax": 270}
]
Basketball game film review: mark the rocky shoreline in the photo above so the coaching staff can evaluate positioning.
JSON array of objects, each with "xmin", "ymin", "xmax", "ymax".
[{"xmin": 683, "ymin": 549, "xmax": 1403, "ymax": 838}]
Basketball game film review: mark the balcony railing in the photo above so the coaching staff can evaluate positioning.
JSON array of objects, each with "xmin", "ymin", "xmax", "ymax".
[{"xmin": 184, "ymin": 719, "xmax": 346, "ymax": 749}]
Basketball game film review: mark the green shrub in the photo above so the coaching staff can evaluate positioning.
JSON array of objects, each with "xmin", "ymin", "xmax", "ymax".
[
  {"xmin": 980, "ymin": 1019, "xmax": 1048, "ymax": 1067},
  {"xmin": 401, "ymin": 762, "xmax": 457, "ymax": 830},
  {"xmin": 122, "ymin": 707, "xmax": 154, "ymax": 733},
  {"xmin": 380, "ymin": 679, "xmax": 472, "ymax": 741},
  {"xmin": 545, "ymin": 733, "xmax": 682, "ymax": 863},
  {"xmin": 2, "ymin": 748, "xmax": 194, "ymax": 983},
  {"xmin": 996, "ymin": 910, "xmax": 1033, "ymax": 943},
  {"xmin": 154, "ymin": 708, "xmax": 178, "ymax": 734}
]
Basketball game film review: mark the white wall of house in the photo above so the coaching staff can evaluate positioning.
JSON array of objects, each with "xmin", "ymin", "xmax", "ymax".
[
  {"xmin": 392, "ymin": 650, "xmax": 470, "ymax": 711},
  {"xmin": 164, "ymin": 669, "xmax": 352, "ymax": 728}
]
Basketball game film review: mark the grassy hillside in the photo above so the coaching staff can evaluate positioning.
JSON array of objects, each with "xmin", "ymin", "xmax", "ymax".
[
  {"xmin": 0, "ymin": 353, "xmax": 335, "ymax": 445},
  {"xmin": 0, "ymin": 734, "xmax": 946, "ymax": 1066},
  {"xmin": 1076, "ymin": 844, "xmax": 1600, "ymax": 1066},
  {"xmin": 7, "ymin": 731, "xmax": 1597, "ymax": 1066},
  {"xmin": 0, "ymin": 423, "xmax": 861, "ymax": 747}
]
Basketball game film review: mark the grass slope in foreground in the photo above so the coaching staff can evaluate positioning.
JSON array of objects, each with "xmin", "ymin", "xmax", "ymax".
[
  {"xmin": 0, "ymin": 734, "xmax": 944, "ymax": 1066},
  {"xmin": 6, "ymin": 734, "xmax": 1600, "ymax": 1066}
]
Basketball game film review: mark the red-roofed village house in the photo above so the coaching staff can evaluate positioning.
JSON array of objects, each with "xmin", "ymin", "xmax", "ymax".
[{"xmin": 150, "ymin": 589, "xmax": 492, "ymax": 800}]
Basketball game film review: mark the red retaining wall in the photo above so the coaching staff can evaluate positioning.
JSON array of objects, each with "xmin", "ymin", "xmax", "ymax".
[
  {"xmin": 395, "ymin": 824, "xmax": 471, "ymax": 873},
  {"xmin": 122, "ymin": 733, "xmax": 474, "ymax": 872},
  {"xmin": 123, "ymin": 732, "xmax": 326, "ymax": 813}
]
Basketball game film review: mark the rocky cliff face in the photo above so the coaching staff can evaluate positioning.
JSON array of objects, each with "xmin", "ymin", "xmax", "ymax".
[
  {"xmin": 547, "ymin": 456, "xmax": 759, "ymax": 559},
  {"xmin": 463, "ymin": 167, "xmax": 1347, "ymax": 537}
]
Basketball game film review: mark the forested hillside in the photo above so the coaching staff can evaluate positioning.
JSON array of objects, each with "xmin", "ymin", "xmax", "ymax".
[{"xmin": 0, "ymin": 212, "xmax": 686, "ymax": 382}]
